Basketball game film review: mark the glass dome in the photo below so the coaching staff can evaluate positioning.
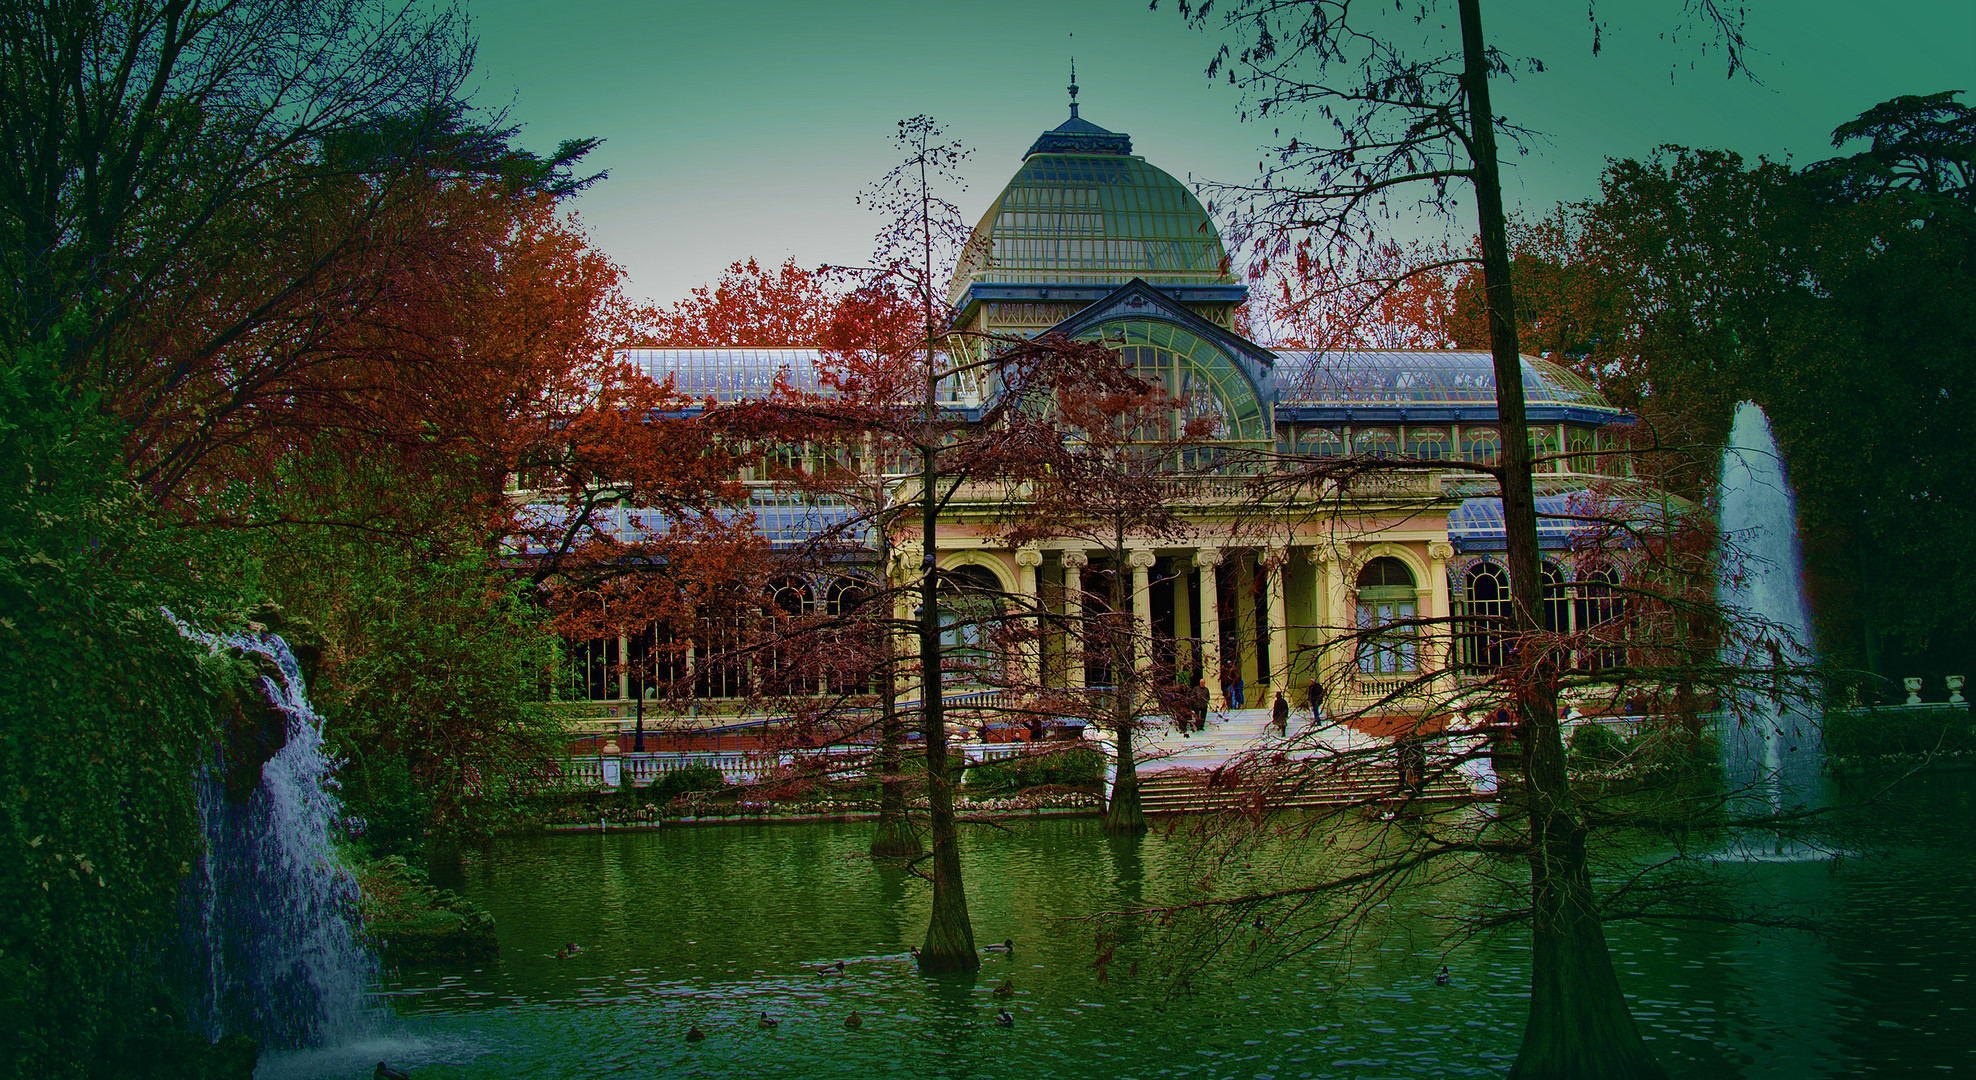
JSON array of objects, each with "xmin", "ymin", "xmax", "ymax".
[
  {"xmin": 947, "ymin": 140, "xmax": 1235, "ymax": 305},
  {"xmin": 1274, "ymin": 350, "xmax": 1618, "ymax": 410}
]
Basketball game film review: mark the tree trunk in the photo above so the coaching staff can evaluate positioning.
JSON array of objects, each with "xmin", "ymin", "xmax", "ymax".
[
  {"xmin": 870, "ymin": 668, "xmax": 922, "ymax": 858},
  {"xmin": 917, "ymin": 442, "xmax": 978, "ymax": 971},
  {"xmin": 1101, "ymin": 540, "xmax": 1147, "ymax": 833},
  {"xmin": 1458, "ymin": 2, "xmax": 1664, "ymax": 1075},
  {"xmin": 1103, "ymin": 718, "xmax": 1146, "ymax": 832}
]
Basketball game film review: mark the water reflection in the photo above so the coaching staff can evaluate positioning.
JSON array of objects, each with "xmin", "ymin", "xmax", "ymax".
[{"xmin": 259, "ymin": 774, "xmax": 1976, "ymax": 1079}]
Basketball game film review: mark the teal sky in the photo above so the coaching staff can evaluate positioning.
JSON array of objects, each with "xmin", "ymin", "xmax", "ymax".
[{"xmin": 467, "ymin": 0, "xmax": 1974, "ymax": 307}]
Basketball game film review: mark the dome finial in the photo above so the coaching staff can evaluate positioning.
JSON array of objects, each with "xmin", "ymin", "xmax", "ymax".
[{"xmin": 1068, "ymin": 39, "xmax": 1079, "ymax": 118}]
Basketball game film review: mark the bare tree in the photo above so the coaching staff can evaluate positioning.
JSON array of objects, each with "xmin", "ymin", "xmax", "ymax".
[{"xmin": 1155, "ymin": 3, "xmax": 1757, "ymax": 1075}]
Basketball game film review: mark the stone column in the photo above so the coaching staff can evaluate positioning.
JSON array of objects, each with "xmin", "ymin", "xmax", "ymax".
[
  {"xmin": 1014, "ymin": 545, "xmax": 1043, "ymax": 689},
  {"xmin": 1062, "ymin": 550, "xmax": 1088, "ymax": 689},
  {"xmin": 1128, "ymin": 548, "xmax": 1157, "ymax": 674},
  {"xmin": 1428, "ymin": 541, "xmax": 1455, "ymax": 687},
  {"xmin": 1194, "ymin": 546, "xmax": 1224, "ymax": 707},
  {"xmin": 1263, "ymin": 542, "xmax": 1290, "ymax": 698},
  {"xmin": 1310, "ymin": 543, "xmax": 1351, "ymax": 690},
  {"xmin": 617, "ymin": 633, "xmax": 631, "ymax": 701},
  {"xmin": 892, "ymin": 540, "xmax": 923, "ymax": 703}
]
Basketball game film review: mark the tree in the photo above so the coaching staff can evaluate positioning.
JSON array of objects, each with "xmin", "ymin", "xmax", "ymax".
[
  {"xmin": 650, "ymin": 257, "xmax": 840, "ymax": 347},
  {"xmin": 1164, "ymin": 3, "xmax": 1755, "ymax": 1075}
]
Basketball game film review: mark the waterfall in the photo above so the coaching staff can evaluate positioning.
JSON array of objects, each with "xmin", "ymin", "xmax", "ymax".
[
  {"xmin": 1715, "ymin": 401, "xmax": 1826, "ymax": 857},
  {"xmin": 172, "ymin": 617, "xmax": 377, "ymax": 1048}
]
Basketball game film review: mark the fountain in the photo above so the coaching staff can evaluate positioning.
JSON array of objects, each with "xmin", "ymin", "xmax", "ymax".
[
  {"xmin": 1715, "ymin": 401, "xmax": 1827, "ymax": 859},
  {"xmin": 171, "ymin": 617, "xmax": 377, "ymax": 1048}
]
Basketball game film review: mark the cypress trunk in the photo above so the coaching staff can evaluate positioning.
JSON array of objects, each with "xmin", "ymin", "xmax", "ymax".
[
  {"xmin": 1103, "ymin": 720, "xmax": 1145, "ymax": 832},
  {"xmin": 869, "ymin": 674, "xmax": 922, "ymax": 858},
  {"xmin": 917, "ymin": 442, "xmax": 977, "ymax": 972},
  {"xmin": 1458, "ymin": 1, "xmax": 1664, "ymax": 1075}
]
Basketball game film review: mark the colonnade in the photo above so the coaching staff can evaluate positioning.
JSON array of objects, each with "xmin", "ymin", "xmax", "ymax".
[{"xmin": 984, "ymin": 537, "xmax": 1457, "ymax": 712}]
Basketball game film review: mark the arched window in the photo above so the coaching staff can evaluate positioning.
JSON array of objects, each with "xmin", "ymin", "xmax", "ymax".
[
  {"xmin": 1542, "ymin": 562, "xmax": 1569, "ymax": 635},
  {"xmin": 1574, "ymin": 565, "xmax": 1624, "ymax": 671},
  {"xmin": 1303, "ymin": 427, "xmax": 1346, "ymax": 459},
  {"xmin": 1353, "ymin": 427, "xmax": 1399, "ymax": 459},
  {"xmin": 1461, "ymin": 426, "xmax": 1502, "ymax": 465},
  {"xmin": 1460, "ymin": 561, "xmax": 1510, "ymax": 672},
  {"xmin": 939, "ymin": 565, "xmax": 1004, "ymax": 686},
  {"xmin": 1567, "ymin": 428, "xmax": 1597, "ymax": 474},
  {"xmin": 1355, "ymin": 556, "xmax": 1418, "ymax": 675},
  {"xmin": 1405, "ymin": 427, "xmax": 1451, "ymax": 460}
]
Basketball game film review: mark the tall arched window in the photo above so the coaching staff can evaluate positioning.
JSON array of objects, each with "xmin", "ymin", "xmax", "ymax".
[
  {"xmin": 1542, "ymin": 562, "xmax": 1569, "ymax": 635},
  {"xmin": 1460, "ymin": 561, "xmax": 1510, "ymax": 672},
  {"xmin": 1574, "ymin": 565, "xmax": 1624, "ymax": 671},
  {"xmin": 939, "ymin": 565, "xmax": 1004, "ymax": 686},
  {"xmin": 1355, "ymin": 556, "xmax": 1418, "ymax": 675}
]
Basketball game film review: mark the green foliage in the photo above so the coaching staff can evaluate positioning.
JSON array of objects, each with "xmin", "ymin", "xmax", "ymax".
[
  {"xmin": 0, "ymin": 340, "xmax": 249, "ymax": 1077},
  {"xmin": 1825, "ymin": 707, "xmax": 1976, "ymax": 758},
  {"xmin": 647, "ymin": 765, "xmax": 728, "ymax": 803},
  {"xmin": 963, "ymin": 745, "xmax": 1102, "ymax": 794},
  {"xmin": 1567, "ymin": 723, "xmax": 1631, "ymax": 769},
  {"xmin": 250, "ymin": 467, "xmax": 567, "ymax": 846}
]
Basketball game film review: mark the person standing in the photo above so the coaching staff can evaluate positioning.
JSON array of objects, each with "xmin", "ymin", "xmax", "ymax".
[
  {"xmin": 1270, "ymin": 691, "xmax": 1290, "ymax": 735},
  {"xmin": 1307, "ymin": 678, "xmax": 1326, "ymax": 724}
]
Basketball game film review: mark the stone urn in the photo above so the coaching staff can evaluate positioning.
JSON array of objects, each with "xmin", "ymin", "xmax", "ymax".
[
  {"xmin": 1904, "ymin": 677, "xmax": 1924, "ymax": 705},
  {"xmin": 1949, "ymin": 675, "xmax": 1966, "ymax": 706}
]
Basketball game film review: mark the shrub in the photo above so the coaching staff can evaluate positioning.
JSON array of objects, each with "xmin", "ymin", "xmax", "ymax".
[
  {"xmin": 648, "ymin": 765, "xmax": 727, "ymax": 803},
  {"xmin": 964, "ymin": 745, "xmax": 1102, "ymax": 794},
  {"xmin": 1824, "ymin": 707, "xmax": 1976, "ymax": 757},
  {"xmin": 1567, "ymin": 723, "xmax": 1631, "ymax": 769}
]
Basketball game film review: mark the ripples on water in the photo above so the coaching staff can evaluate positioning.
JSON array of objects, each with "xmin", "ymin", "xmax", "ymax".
[{"xmin": 263, "ymin": 774, "xmax": 1975, "ymax": 1079}]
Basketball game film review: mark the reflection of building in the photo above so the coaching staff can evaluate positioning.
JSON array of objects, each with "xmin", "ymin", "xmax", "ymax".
[{"xmin": 566, "ymin": 102, "xmax": 1637, "ymax": 726}]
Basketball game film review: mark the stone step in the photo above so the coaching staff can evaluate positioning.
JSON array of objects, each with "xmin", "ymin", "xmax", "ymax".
[{"xmin": 1134, "ymin": 765, "xmax": 1474, "ymax": 814}]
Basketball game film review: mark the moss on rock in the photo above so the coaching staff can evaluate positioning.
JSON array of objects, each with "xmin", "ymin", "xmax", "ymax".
[{"xmin": 357, "ymin": 856, "xmax": 498, "ymax": 963}]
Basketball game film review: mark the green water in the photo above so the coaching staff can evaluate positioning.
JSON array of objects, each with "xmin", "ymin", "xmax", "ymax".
[{"xmin": 263, "ymin": 774, "xmax": 1975, "ymax": 1079}]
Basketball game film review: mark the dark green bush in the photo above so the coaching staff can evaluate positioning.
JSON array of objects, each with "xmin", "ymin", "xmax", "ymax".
[
  {"xmin": 1567, "ymin": 723, "xmax": 1631, "ymax": 768},
  {"xmin": 963, "ymin": 745, "xmax": 1102, "ymax": 794},
  {"xmin": 1824, "ymin": 707, "xmax": 1976, "ymax": 757},
  {"xmin": 647, "ymin": 765, "xmax": 728, "ymax": 802}
]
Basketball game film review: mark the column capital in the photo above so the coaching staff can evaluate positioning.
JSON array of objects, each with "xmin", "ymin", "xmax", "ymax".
[
  {"xmin": 1191, "ymin": 545, "xmax": 1223, "ymax": 569},
  {"xmin": 1307, "ymin": 541, "xmax": 1351, "ymax": 566},
  {"xmin": 1061, "ymin": 549, "xmax": 1089, "ymax": 569},
  {"xmin": 1260, "ymin": 540, "xmax": 1291, "ymax": 568},
  {"xmin": 1428, "ymin": 540, "xmax": 1456, "ymax": 562},
  {"xmin": 1014, "ymin": 544, "xmax": 1044, "ymax": 568},
  {"xmin": 1127, "ymin": 548, "xmax": 1157, "ymax": 570}
]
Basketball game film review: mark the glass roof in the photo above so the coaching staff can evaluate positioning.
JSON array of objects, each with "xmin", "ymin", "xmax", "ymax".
[
  {"xmin": 947, "ymin": 151, "xmax": 1235, "ymax": 305},
  {"xmin": 619, "ymin": 349, "xmax": 824, "ymax": 401},
  {"xmin": 1274, "ymin": 350, "xmax": 1617, "ymax": 410},
  {"xmin": 510, "ymin": 497, "xmax": 872, "ymax": 554}
]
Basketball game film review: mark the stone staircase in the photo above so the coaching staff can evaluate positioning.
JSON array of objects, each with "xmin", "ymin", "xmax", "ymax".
[{"xmin": 1118, "ymin": 706, "xmax": 1479, "ymax": 815}]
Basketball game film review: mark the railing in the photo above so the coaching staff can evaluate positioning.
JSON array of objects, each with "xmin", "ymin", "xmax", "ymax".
[{"xmin": 558, "ymin": 736, "xmax": 1065, "ymax": 792}]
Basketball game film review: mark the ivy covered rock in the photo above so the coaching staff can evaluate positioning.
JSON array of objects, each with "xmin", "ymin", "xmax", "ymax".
[{"xmin": 357, "ymin": 857, "xmax": 498, "ymax": 963}]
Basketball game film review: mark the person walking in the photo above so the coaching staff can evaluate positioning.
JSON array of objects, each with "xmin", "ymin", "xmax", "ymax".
[
  {"xmin": 1307, "ymin": 678, "xmax": 1326, "ymax": 725},
  {"xmin": 1270, "ymin": 691, "xmax": 1290, "ymax": 735}
]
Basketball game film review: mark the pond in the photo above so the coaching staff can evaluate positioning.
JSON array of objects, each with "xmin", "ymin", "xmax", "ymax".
[{"xmin": 262, "ymin": 772, "xmax": 1976, "ymax": 1079}]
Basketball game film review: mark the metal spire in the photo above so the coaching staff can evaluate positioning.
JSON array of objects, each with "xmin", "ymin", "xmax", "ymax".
[{"xmin": 1068, "ymin": 41, "xmax": 1079, "ymax": 118}]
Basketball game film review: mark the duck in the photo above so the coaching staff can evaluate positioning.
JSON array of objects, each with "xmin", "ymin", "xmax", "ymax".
[
  {"xmin": 907, "ymin": 946, "xmax": 921, "ymax": 960},
  {"xmin": 758, "ymin": 1011, "xmax": 780, "ymax": 1029},
  {"xmin": 992, "ymin": 979, "xmax": 1014, "ymax": 999},
  {"xmin": 565, "ymin": 942, "xmax": 581, "ymax": 954},
  {"xmin": 814, "ymin": 960, "xmax": 846, "ymax": 976},
  {"xmin": 553, "ymin": 949, "xmax": 568, "ymax": 960},
  {"xmin": 844, "ymin": 1011, "xmax": 864, "ymax": 1030},
  {"xmin": 995, "ymin": 1008, "xmax": 1015, "ymax": 1027},
  {"xmin": 373, "ymin": 1064, "xmax": 411, "ymax": 1080},
  {"xmin": 1434, "ymin": 965, "xmax": 1452, "ymax": 986},
  {"xmin": 983, "ymin": 938, "xmax": 1014, "ymax": 955},
  {"xmin": 685, "ymin": 1025, "xmax": 706, "ymax": 1043}
]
